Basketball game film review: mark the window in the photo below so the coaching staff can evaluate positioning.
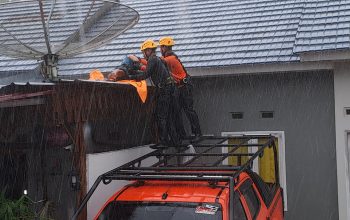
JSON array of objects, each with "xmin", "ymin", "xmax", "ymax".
[
  {"xmin": 231, "ymin": 112, "xmax": 244, "ymax": 119},
  {"xmin": 97, "ymin": 202, "xmax": 223, "ymax": 220},
  {"xmin": 233, "ymin": 192, "xmax": 247, "ymax": 220},
  {"xmin": 221, "ymin": 131, "xmax": 288, "ymax": 211},
  {"xmin": 260, "ymin": 111, "xmax": 274, "ymax": 118},
  {"xmin": 240, "ymin": 180, "xmax": 260, "ymax": 219},
  {"xmin": 345, "ymin": 107, "xmax": 350, "ymax": 116}
]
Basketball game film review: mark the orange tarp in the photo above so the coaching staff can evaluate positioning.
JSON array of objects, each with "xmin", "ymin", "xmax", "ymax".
[
  {"xmin": 89, "ymin": 69, "xmax": 105, "ymax": 81},
  {"xmin": 118, "ymin": 80, "xmax": 147, "ymax": 103},
  {"xmin": 88, "ymin": 69, "xmax": 147, "ymax": 103}
]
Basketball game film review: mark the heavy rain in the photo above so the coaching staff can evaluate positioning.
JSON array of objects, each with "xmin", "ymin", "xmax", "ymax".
[{"xmin": 0, "ymin": 0, "xmax": 349, "ymax": 220}]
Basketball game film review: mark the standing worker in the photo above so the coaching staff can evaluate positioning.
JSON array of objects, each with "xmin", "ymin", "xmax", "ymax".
[
  {"xmin": 128, "ymin": 39, "xmax": 180, "ymax": 147},
  {"xmin": 159, "ymin": 36, "xmax": 202, "ymax": 142}
]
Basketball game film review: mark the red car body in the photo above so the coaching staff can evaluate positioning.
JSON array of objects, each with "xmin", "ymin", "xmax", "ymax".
[{"xmin": 95, "ymin": 172, "xmax": 283, "ymax": 220}]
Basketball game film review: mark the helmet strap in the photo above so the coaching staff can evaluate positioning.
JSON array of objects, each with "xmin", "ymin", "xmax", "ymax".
[
  {"xmin": 161, "ymin": 46, "xmax": 171, "ymax": 56},
  {"xmin": 143, "ymin": 48, "xmax": 156, "ymax": 59}
]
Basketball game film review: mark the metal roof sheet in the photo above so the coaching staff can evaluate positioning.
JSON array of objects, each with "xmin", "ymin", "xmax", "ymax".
[
  {"xmin": 1, "ymin": 0, "xmax": 350, "ymax": 77},
  {"xmin": 293, "ymin": 0, "xmax": 350, "ymax": 53}
]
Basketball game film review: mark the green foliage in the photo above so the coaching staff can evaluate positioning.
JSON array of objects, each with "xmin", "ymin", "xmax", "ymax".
[
  {"xmin": 0, "ymin": 191, "xmax": 54, "ymax": 220},
  {"xmin": 0, "ymin": 191, "xmax": 35, "ymax": 220},
  {"xmin": 38, "ymin": 201, "xmax": 54, "ymax": 220}
]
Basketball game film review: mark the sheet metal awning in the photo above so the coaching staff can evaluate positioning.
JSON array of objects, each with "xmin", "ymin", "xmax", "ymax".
[{"xmin": 0, "ymin": 80, "xmax": 156, "ymax": 148}]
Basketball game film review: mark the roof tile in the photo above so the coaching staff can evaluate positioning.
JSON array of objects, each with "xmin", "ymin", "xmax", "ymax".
[{"xmin": 1, "ymin": 0, "xmax": 350, "ymax": 76}]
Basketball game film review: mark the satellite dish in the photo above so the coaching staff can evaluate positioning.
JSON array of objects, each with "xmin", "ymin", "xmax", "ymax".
[{"xmin": 0, "ymin": 0, "xmax": 139, "ymax": 80}]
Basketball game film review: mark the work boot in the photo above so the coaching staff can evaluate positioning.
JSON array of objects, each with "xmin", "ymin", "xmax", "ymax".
[
  {"xmin": 182, "ymin": 144, "xmax": 196, "ymax": 164},
  {"xmin": 157, "ymin": 144, "xmax": 168, "ymax": 149},
  {"xmin": 190, "ymin": 134, "xmax": 202, "ymax": 143},
  {"xmin": 150, "ymin": 143, "xmax": 168, "ymax": 149}
]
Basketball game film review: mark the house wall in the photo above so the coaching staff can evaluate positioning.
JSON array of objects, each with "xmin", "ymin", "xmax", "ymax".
[
  {"xmin": 27, "ymin": 144, "xmax": 75, "ymax": 220},
  {"xmin": 333, "ymin": 62, "xmax": 350, "ymax": 220},
  {"xmin": 86, "ymin": 146, "xmax": 156, "ymax": 220},
  {"xmin": 191, "ymin": 71, "xmax": 338, "ymax": 220},
  {"xmin": 0, "ymin": 152, "xmax": 27, "ymax": 199},
  {"xmin": 45, "ymin": 148, "xmax": 76, "ymax": 219},
  {"xmin": 0, "ymin": 101, "xmax": 75, "ymax": 219}
]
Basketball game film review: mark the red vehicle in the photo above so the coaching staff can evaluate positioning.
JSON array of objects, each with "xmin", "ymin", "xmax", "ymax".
[{"xmin": 73, "ymin": 135, "xmax": 284, "ymax": 220}]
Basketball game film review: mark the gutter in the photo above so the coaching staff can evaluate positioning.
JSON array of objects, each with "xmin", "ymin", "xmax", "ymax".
[
  {"xmin": 188, "ymin": 61, "xmax": 334, "ymax": 77},
  {"xmin": 298, "ymin": 49, "xmax": 350, "ymax": 62}
]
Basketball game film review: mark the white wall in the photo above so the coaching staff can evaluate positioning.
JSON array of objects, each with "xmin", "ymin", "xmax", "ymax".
[
  {"xmin": 86, "ymin": 146, "xmax": 156, "ymax": 220},
  {"xmin": 334, "ymin": 63, "xmax": 350, "ymax": 220}
]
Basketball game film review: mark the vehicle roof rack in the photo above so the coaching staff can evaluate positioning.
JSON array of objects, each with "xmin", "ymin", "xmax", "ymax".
[{"xmin": 72, "ymin": 134, "xmax": 279, "ymax": 220}]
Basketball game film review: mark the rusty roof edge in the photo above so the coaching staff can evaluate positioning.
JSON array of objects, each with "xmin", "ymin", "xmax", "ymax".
[{"xmin": 0, "ymin": 78, "xmax": 155, "ymax": 92}]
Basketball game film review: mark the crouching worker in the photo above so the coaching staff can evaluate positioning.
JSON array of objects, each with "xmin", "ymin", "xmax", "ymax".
[
  {"xmin": 127, "ymin": 39, "xmax": 181, "ymax": 148},
  {"xmin": 108, "ymin": 55, "xmax": 147, "ymax": 81}
]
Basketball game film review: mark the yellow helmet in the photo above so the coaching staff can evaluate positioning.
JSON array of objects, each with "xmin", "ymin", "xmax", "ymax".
[
  {"xmin": 159, "ymin": 36, "xmax": 175, "ymax": 46},
  {"xmin": 140, "ymin": 39, "xmax": 158, "ymax": 51}
]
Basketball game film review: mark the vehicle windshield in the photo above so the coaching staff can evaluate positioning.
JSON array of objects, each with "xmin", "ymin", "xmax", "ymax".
[{"xmin": 97, "ymin": 201, "xmax": 222, "ymax": 220}]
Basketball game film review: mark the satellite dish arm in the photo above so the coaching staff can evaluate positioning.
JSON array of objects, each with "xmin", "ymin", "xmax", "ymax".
[
  {"xmin": 0, "ymin": 44, "xmax": 43, "ymax": 59},
  {"xmin": 38, "ymin": 0, "xmax": 52, "ymax": 55},
  {"xmin": 56, "ymin": 1, "xmax": 139, "ymax": 56},
  {"xmin": 82, "ymin": 0, "xmax": 96, "ymax": 24},
  {"xmin": 60, "ymin": 17, "xmax": 138, "ymax": 57},
  {"xmin": 60, "ymin": 11, "xmax": 126, "ymax": 55},
  {"xmin": 55, "ymin": 1, "xmax": 114, "ymax": 54},
  {"xmin": 46, "ymin": 0, "xmax": 56, "ymax": 42},
  {"xmin": 0, "ymin": 23, "xmax": 44, "ymax": 57}
]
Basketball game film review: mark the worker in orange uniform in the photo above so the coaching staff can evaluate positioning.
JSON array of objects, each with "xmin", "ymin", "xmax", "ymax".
[
  {"xmin": 159, "ymin": 36, "xmax": 202, "ymax": 142},
  {"xmin": 127, "ymin": 39, "xmax": 180, "ymax": 147}
]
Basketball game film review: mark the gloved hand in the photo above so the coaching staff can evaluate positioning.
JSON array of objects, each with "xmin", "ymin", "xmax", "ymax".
[{"xmin": 127, "ymin": 70, "xmax": 144, "ymax": 82}]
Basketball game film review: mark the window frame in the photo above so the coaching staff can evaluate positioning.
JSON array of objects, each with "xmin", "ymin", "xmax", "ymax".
[
  {"xmin": 239, "ymin": 179, "xmax": 261, "ymax": 220},
  {"xmin": 233, "ymin": 191, "xmax": 248, "ymax": 220},
  {"xmin": 222, "ymin": 131, "xmax": 288, "ymax": 211}
]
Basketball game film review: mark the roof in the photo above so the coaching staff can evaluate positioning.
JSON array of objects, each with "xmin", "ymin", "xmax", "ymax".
[{"xmin": 1, "ymin": 0, "xmax": 350, "ymax": 77}]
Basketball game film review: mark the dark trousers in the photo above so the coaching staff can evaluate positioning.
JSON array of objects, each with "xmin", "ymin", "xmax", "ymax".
[
  {"xmin": 175, "ymin": 83, "xmax": 202, "ymax": 136},
  {"xmin": 156, "ymin": 85, "xmax": 180, "ymax": 146}
]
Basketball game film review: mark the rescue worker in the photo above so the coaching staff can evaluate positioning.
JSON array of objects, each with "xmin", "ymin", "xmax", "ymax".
[
  {"xmin": 159, "ymin": 36, "xmax": 202, "ymax": 142},
  {"xmin": 127, "ymin": 39, "xmax": 180, "ymax": 147}
]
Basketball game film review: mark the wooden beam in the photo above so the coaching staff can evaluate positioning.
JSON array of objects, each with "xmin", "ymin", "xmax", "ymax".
[
  {"xmin": 0, "ymin": 90, "xmax": 54, "ymax": 102},
  {"xmin": 0, "ymin": 97, "xmax": 45, "ymax": 108}
]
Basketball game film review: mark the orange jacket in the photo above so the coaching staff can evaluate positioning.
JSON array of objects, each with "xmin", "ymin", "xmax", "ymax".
[{"xmin": 161, "ymin": 51, "xmax": 187, "ymax": 84}]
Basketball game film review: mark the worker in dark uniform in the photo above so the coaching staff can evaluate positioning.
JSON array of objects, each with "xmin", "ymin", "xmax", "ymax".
[
  {"xmin": 127, "ymin": 39, "xmax": 180, "ymax": 147},
  {"xmin": 159, "ymin": 36, "xmax": 202, "ymax": 143}
]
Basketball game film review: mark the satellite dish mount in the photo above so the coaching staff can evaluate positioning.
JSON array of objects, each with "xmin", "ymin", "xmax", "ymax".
[
  {"xmin": 0, "ymin": 0, "xmax": 139, "ymax": 81},
  {"xmin": 42, "ymin": 54, "xmax": 59, "ymax": 80}
]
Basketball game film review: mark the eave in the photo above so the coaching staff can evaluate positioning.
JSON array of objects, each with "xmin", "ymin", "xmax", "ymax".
[{"xmin": 189, "ymin": 61, "xmax": 334, "ymax": 77}]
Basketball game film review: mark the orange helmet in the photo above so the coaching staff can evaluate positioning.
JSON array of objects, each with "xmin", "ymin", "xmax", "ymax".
[
  {"xmin": 159, "ymin": 36, "xmax": 175, "ymax": 46},
  {"xmin": 140, "ymin": 39, "xmax": 157, "ymax": 51}
]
